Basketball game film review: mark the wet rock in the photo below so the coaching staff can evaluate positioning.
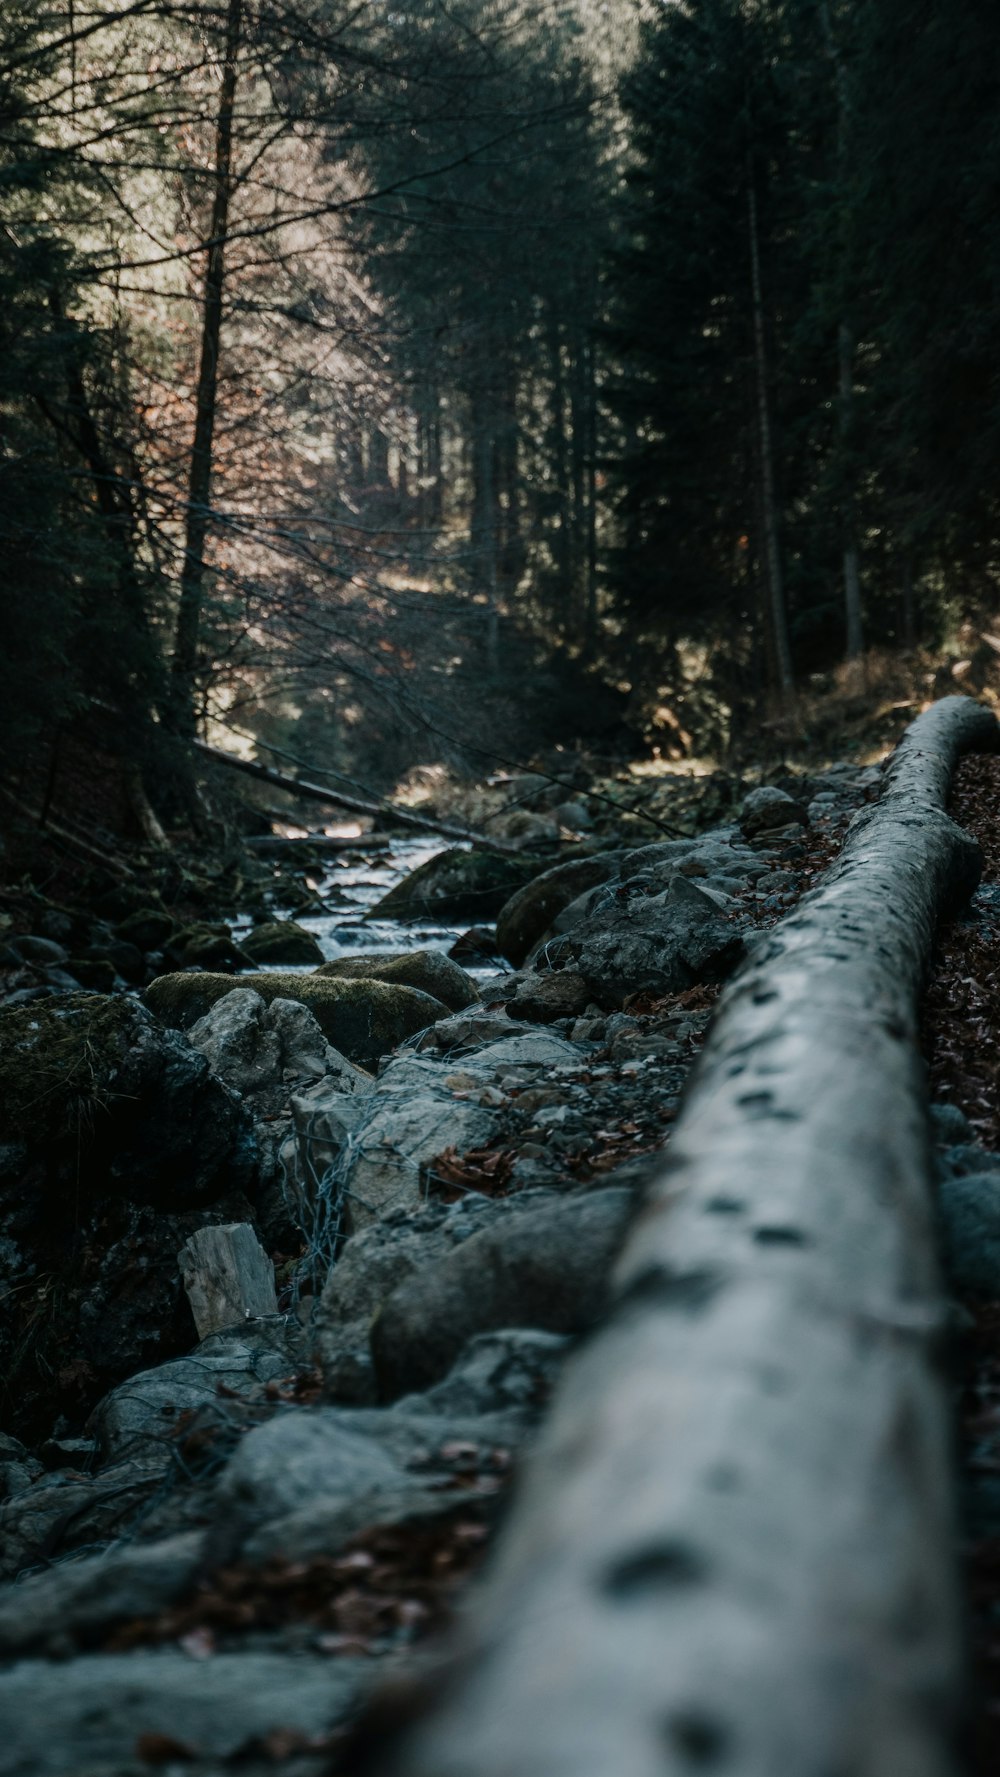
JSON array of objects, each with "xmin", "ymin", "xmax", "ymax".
[
  {"xmin": 316, "ymin": 949, "xmax": 479, "ymax": 1012},
  {"xmin": 0, "ymin": 1649, "xmax": 367, "ymax": 1775},
  {"xmin": 938, "ymin": 1172, "xmax": 1000, "ymax": 1297},
  {"xmin": 89, "ymin": 1325, "xmax": 299, "ymax": 1462},
  {"xmin": 0, "ymin": 1532, "xmax": 203, "ymax": 1656},
  {"xmin": 371, "ymin": 1186, "xmax": 633, "ymax": 1399},
  {"xmin": 495, "ymin": 852, "xmax": 625, "ymax": 965},
  {"xmin": 448, "ymin": 926, "xmax": 502, "ymax": 964},
  {"xmin": 179, "ymin": 1223, "xmax": 278, "ymax": 1339},
  {"xmin": 145, "ymin": 971, "xmax": 449, "ymax": 1069},
  {"xmin": 240, "ymin": 918, "xmax": 325, "ymax": 965},
  {"xmin": 738, "ymin": 785, "xmax": 809, "ymax": 839},
  {"xmin": 164, "ymin": 922, "xmax": 254, "ymax": 972},
  {"xmin": 10, "ymin": 935, "xmax": 69, "ymax": 967},
  {"xmin": 369, "ymin": 847, "xmax": 537, "ymax": 923},
  {"xmin": 114, "ymin": 907, "xmax": 175, "ymax": 952}
]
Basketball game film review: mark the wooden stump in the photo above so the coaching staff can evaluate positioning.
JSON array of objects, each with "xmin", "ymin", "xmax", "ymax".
[{"xmin": 356, "ymin": 697, "xmax": 999, "ymax": 1777}]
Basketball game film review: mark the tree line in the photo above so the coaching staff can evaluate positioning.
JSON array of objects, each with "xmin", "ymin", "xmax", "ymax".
[{"xmin": 1, "ymin": 0, "xmax": 998, "ymax": 808}]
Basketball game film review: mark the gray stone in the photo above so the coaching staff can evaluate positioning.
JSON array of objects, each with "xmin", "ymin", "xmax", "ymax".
[
  {"xmin": 559, "ymin": 880, "xmax": 746, "ymax": 1008},
  {"xmin": 0, "ymin": 1456, "xmax": 166, "ymax": 1580},
  {"xmin": 938, "ymin": 1172, "xmax": 1000, "ymax": 1297},
  {"xmin": 314, "ymin": 1193, "xmax": 523, "ymax": 1402},
  {"xmin": 0, "ymin": 1532, "xmax": 203, "ymax": 1656},
  {"xmin": 178, "ymin": 1223, "xmax": 278, "ymax": 1338},
  {"xmin": 738, "ymin": 784, "xmax": 809, "ymax": 838},
  {"xmin": 508, "ymin": 971, "xmax": 591, "ymax": 1024},
  {"xmin": 89, "ymin": 1326, "xmax": 298, "ymax": 1461},
  {"xmin": 370, "ymin": 847, "xmax": 537, "ymax": 922},
  {"xmin": 217, "ymin": 1406, "xmax": 405, "ymax": 1559},
  {"xmin": 929, "ymin": 1101, "xmax": 973, "ymax": 1146},
  {"xmin": 146, "ymin": 971, "xmax": 449, "ymax": 1069},
  {"xmin": 495, "ymin": 853, "xmax": 626, "ymax": 965},
  {"xmin": 0, "ymin": 1650, "xmax": 367, "ymax": 1775},
  {"xmin": 11, "ymin": 935, "xmax": 69, "ymax": 967},
  {"xmin": 396, "ymin": 1328, "xmax": 569, "ymax": 1418},
  {"xmin": 371, "ymin": 1186, "xmax": 634, "ymax": 1399}
]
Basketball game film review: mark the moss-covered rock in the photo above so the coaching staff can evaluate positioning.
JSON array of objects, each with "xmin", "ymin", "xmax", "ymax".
[
  {"xmin": 240, "ymin": 920, "xmax": 324, "ymax": 966},
  {"xmin": 144, "ymin": 972, "xmax": 448, "ymax": 1069},
  {"xmin": 367, "ymin": 847, "xmax": 539, "ymax": 922},
  {"xmin": 114, "ymin": 908, "xmax": 175, "ymax": 952},
  {"xmin": 314, "ymin": 949, "xmax": 478, "ymax": 1012},
  {"xmin": 495, "ymin": 851, "xmax": 625, "ymax": 965},
  {"xmin": 164, "ymin": 923, "xmax": 253, "ymax": 972},
  {"xmin": 0, "ymin": 994, "xmax": 255, "ymax": 1204}
]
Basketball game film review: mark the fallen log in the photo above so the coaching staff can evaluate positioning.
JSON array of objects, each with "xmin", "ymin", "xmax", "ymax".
[
  {"xmin": 193, "ymin": 740, "xmax": 522, "ymax": 856},
  {"xmin": 358, "ymin": 696, "xmax": 999, "ymax": 1777},
  {"xmin": 245, "ymin": 833, "xmax": 392, "ymax": 855}
]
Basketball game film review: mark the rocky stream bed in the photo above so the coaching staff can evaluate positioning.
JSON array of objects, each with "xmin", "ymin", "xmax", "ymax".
[{"xmin": 1, "ymin": 752, "xmax": 998, "ymax": 1775}]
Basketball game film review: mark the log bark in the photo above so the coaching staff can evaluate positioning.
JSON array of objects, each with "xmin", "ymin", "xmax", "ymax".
[
  {"xmin": 193, "ymin": 740, "xmax": 522, "ymax": 855},
  {"xmin": 360, "ymin": 696, "xmax": 999, "ymax": 1777}
]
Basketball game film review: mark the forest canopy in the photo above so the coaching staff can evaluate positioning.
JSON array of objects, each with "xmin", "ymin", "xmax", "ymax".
[{"xmin": 2, "ymin": 0, "xmax": 999, "ymax": 801}]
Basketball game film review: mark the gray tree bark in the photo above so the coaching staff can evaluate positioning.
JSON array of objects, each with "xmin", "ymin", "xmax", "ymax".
[{"xmin": 359, "ymin": 695, "xmax": 999, "ymax": 1777}]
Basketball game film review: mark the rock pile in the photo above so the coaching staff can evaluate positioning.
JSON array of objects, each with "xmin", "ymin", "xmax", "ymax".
[{"xmin": 0, "ymin": 758, "xmax": 893, "ymax": 1774}]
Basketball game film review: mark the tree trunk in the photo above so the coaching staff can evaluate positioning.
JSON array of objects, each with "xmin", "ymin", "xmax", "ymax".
[
  {"xmin": 171, "ymin": 0, "xmax": 243, "ymax": 737},
  {"xmin": 355, "ymin": 695, "xmax": 999, "ymax": 1777},
  {"xmin": 747, "ymin": 170, "xmax": 794, "ymax": 698}
]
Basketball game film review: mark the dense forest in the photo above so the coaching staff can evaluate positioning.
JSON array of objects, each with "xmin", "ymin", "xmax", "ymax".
[{"xmin": 5, "ymin": 0, "xmax": 1000, "ymax": 809}]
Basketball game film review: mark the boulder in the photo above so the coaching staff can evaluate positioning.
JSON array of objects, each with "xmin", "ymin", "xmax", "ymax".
[
  {"xmin": 314, "ymin": 1193, "xmax": 523, "ymax": 1402},
  {"xmin": 113, "ymin": 907, "xmax": 175, "ymax": 952},
  {"xmin": 371, "ymin": 1186, "xmax": 634, "ymax": 1399},
  {"xmin": 0, "ymin": 1454, "xmax": 168, "ymax": 1580},
  {"xmin": 240, "ymin": 918, "xmax": 325, "ymax": 965},
  {"xmin": 0, "ymin": 994, "xmax": 255, "ymax": 1209},
  {"xmin": 186, "ymin": 988, "xmax": 368, "ymax": 1100},
  {"xmin": 508, "ymin": 970, "xmax": 591, "ymax": 1024},
  {"xmin": 937, "ymin": 1171, "xmax": 1000, "ymax": 1297},
  {"xmin": 316, "ymin": 948, "xmax": 479, "ymax": 1012},
  {"xmin": 557, "ymin": 877, "xmax": 746, "ymax": 1007},
  {"xmin": 145, "ymin": 972, "xmax": 448, "ymax": 1069},
  {"xmin": 495, "ymin": 852, "xmax": 625, "ymax": 965},
  {"xmin": 164, "ymin": 921, "xmax": 253, "ymax": 972},
  {"xmin": 369, "ymin": 847, "xmax": 538, "ymax": 922},
  {"xmin": 0, "ymin": 1650, "xmax": 366, "ymax": 1776},
  {"xmin": 397, "ymin": 1327, "xmax": 569, "ymax": 1419},
  {"xmin": 89, "ymin": 1326, "xmax": 299, "ymax": 1462},
  {"xmin": 738, "ymin": 784, "xmax": 809, "ymax": 839}
]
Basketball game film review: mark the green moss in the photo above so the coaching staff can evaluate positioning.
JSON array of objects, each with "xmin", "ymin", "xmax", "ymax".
[
  {"xmin": 0, "ymin": 994, "xmax": 139, "ymax": 1144},
  {"xmin": 144, "ymin": 971, "xmax": 449, "ymax": 1067},
  {"xmin": 241, "ymin": 920, "xmax": 324, "ymax": 965},
  {"xmin": 315, "ymin": 949, "xmax": 479, "ymax": 1012}
]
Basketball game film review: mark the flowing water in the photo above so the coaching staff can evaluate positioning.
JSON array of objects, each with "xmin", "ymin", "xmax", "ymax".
[{"xmin": 233, "ymin": 835, "xmax": 506, "ymax": 981}]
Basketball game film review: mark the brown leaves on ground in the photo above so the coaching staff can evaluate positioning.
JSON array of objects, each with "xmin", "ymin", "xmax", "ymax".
[
  {"xmin": 109, "ymin": 1510, "xmax": 493, "ymax": 1659},
  {"xmin": 925, "ymin": 752, "xmax": 1000, "ymax": 1148},
  {"xmin": 425, "ymin": 1145, "xmax": 516, "ymax": 1201}
]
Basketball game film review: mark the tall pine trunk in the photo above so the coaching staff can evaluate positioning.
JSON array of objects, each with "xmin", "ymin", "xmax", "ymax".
[
  {"xmin": 171, "ymin": 0, "xmax": 243, "ymax": 737},
  {"xmin": 747, "ymin": 168, "xmax": 794, "ymax": 698}
]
